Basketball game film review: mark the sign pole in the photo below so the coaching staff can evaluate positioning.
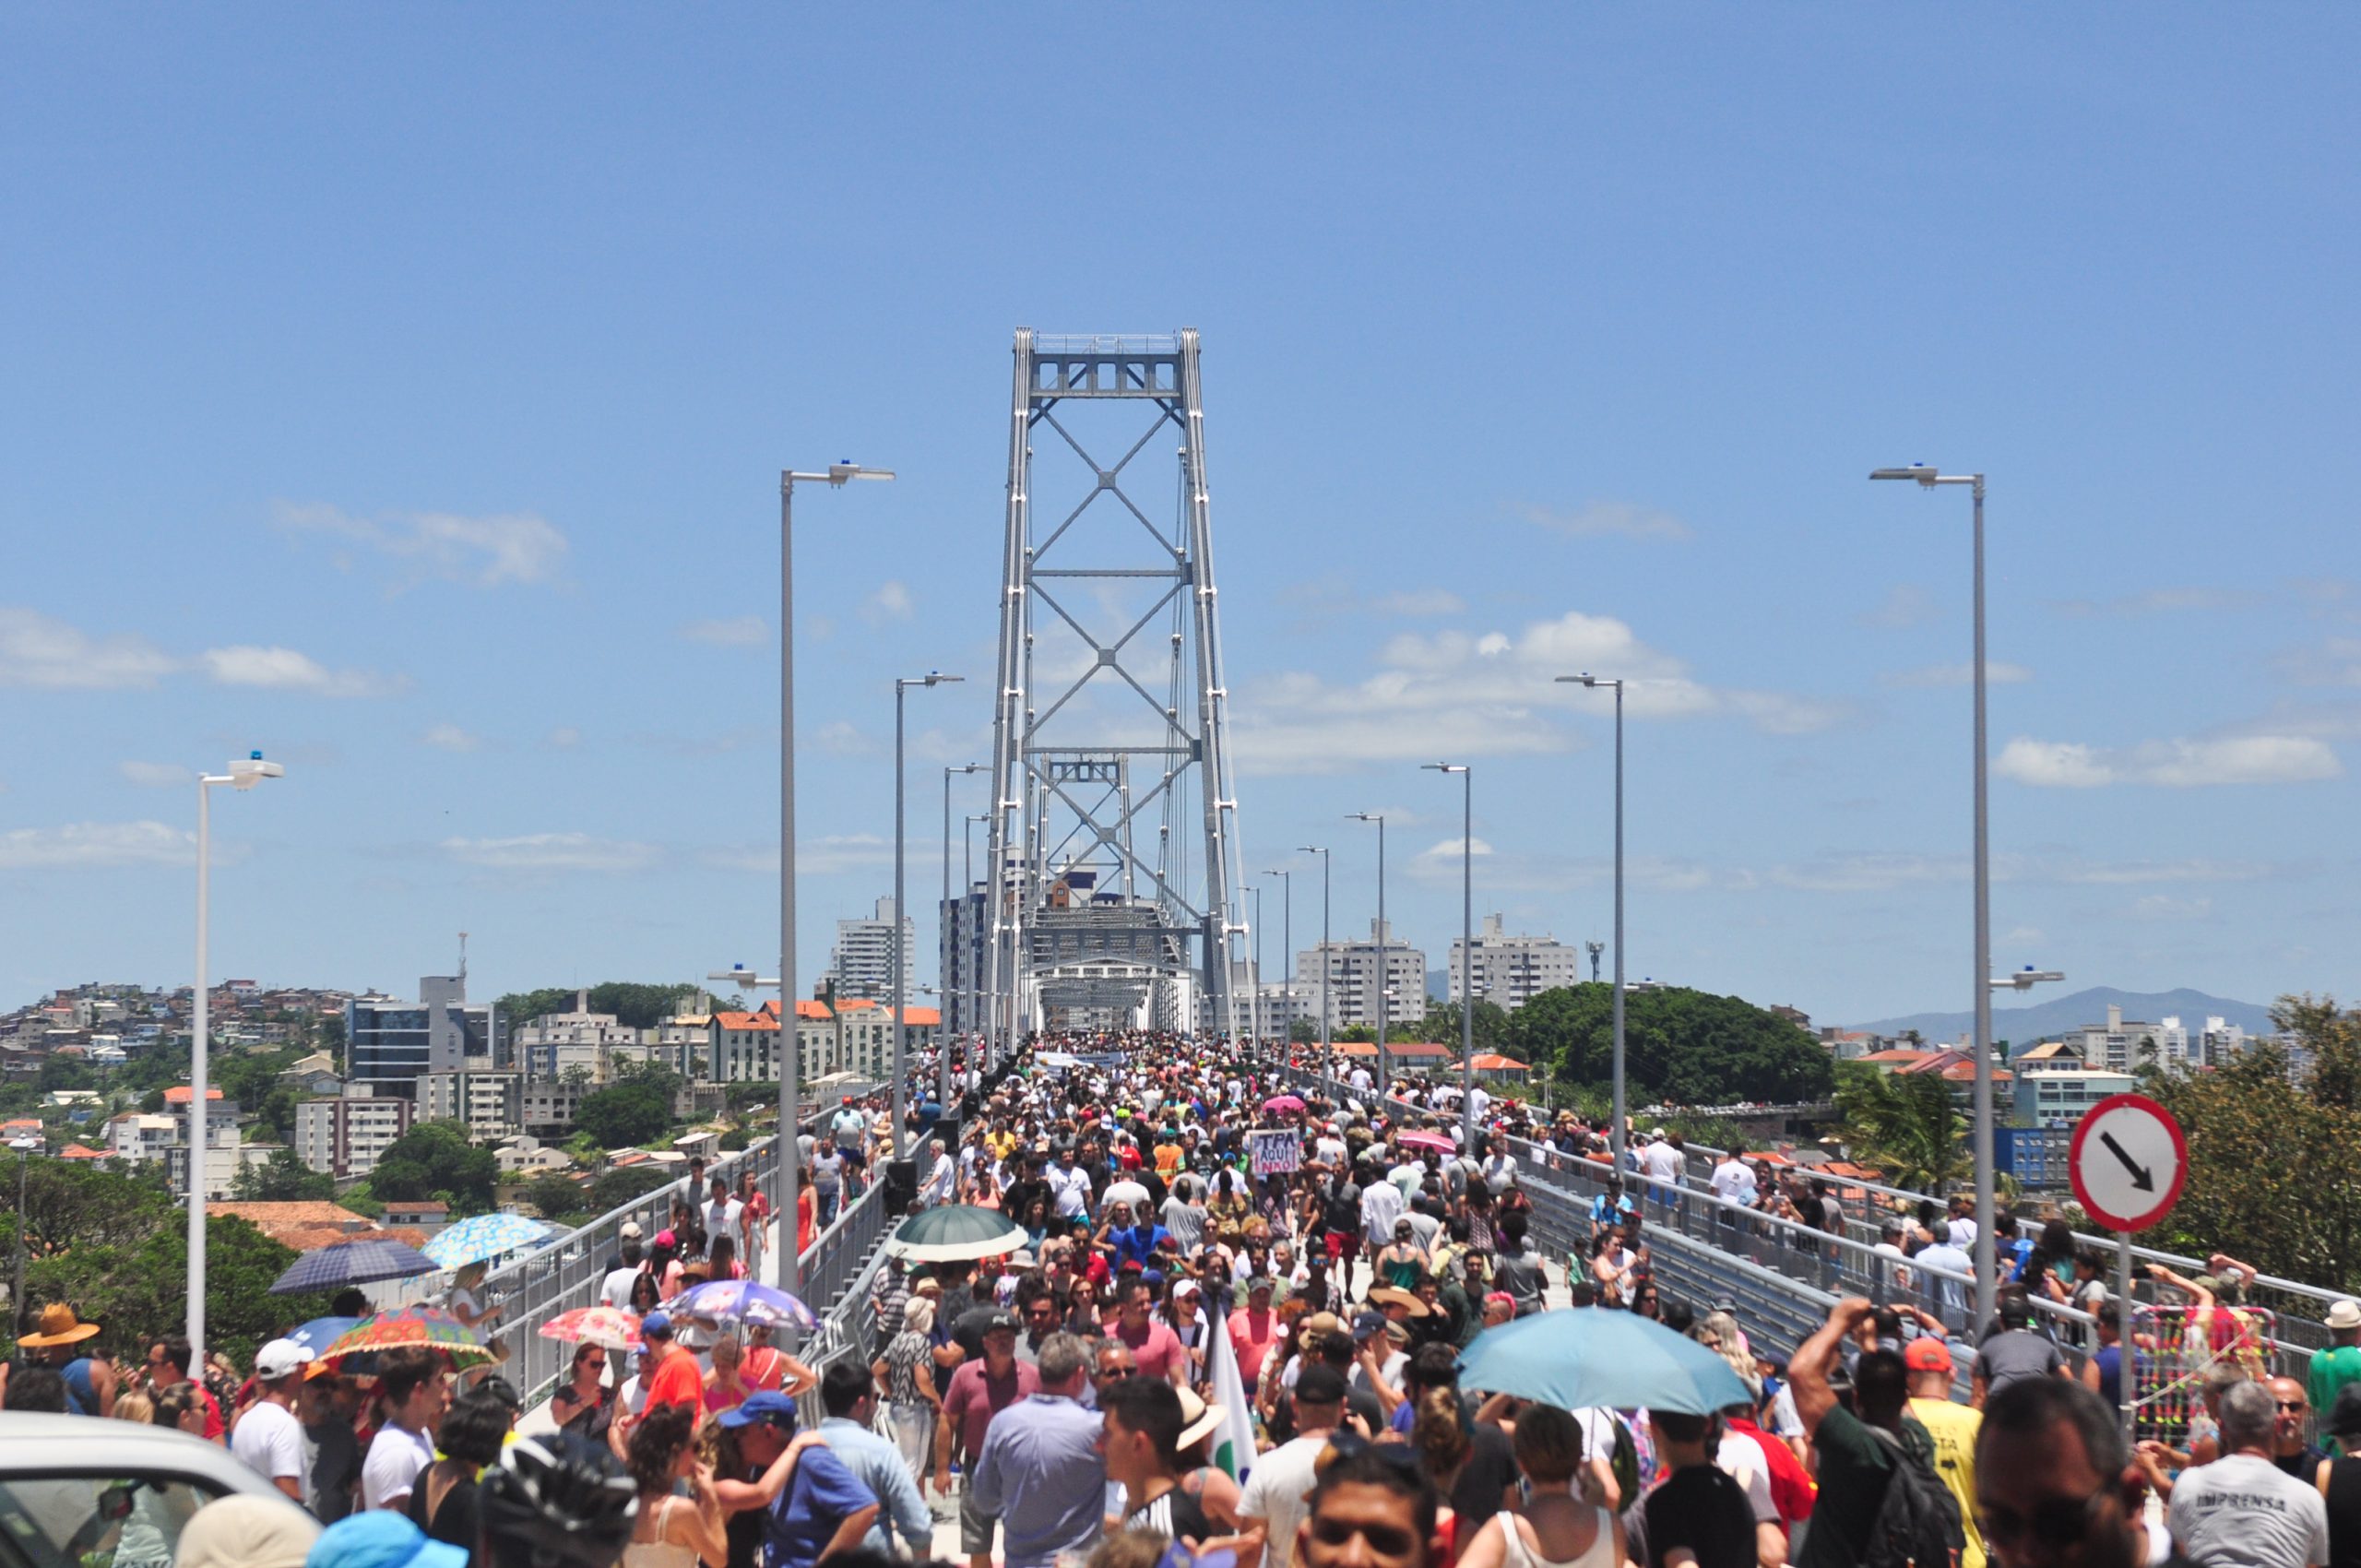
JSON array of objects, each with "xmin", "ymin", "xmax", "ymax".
[
  {"xmin": 2118, "ymin": 1228, "xmax": 2135, "ymax": 1447},
  {"xmin": 2069, "ymin": 1092, "xmax": 2186, "ymax": 1458}
]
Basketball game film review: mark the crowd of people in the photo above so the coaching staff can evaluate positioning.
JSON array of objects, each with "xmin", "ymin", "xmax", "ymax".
[{"xmin": 9, "ymin": 1027, "xmax": 2361, "ymax": 1568}]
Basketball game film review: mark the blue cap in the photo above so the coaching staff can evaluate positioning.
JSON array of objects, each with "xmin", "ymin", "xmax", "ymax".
[
  {"xmin": 641, "ymin": 1311, "xmax": 671, "ymax": 1338},
  {"xmin": 717, "ymin": 1390, "xmax": 798, "ymax": 1431},
  {"xmin": 305, "ymin": 1511, "xmax": 469, "ymax": 1568}
]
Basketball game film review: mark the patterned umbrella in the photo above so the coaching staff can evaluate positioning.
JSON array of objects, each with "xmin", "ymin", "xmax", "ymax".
[
  {"xmin": 421, "ymin": 1212, "xmax": 555, "ymax": 1271},
  {"xmin": 539, "ymin": 1306, "xmax": 645, "ymax": 1351},
  {"xmin": 269, "ymin": 1238, "xmax": 440, "ymax": 1295},
  {"xmin": 1262, "ymin": 1095, "xmax": 1306, "ymax": 1114},
  {"xmin": 884, "ymin": 1204, "xmax": 1030, "ymax": 1263},
  {"xmin": 318, "ymin": 1307, "xmax": 494, "ymax": 1370},
  {"xmin": 664, "ymin": 1279, "xmax": 815, "ymax": 1332}
]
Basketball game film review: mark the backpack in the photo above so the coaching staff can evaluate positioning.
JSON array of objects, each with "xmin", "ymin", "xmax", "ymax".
[{"xmin": 1862, "ymin": 1423, "xmax": 1964, "ymax": 1568}]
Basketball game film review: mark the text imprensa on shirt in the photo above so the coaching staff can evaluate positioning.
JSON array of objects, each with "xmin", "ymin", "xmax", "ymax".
[{"xmin": 2167, "ymin": 1454, "xmax": 2331, "ymax": 1568}]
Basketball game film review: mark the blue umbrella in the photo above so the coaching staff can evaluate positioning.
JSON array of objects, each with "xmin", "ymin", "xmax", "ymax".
[
  {"xmin": 1454, "ymin": 1307, "xmax": 1756, "ymax": 1415},
  {"xmin": 286, "ymin": 1316, "xmax": 365, "ymax": 1355},
  {"xmin": 422, "ymin": 1213, "xmax": 555, "ymax": 1270},
  {"xmin": 665, "ymin": 1278, "xmax": 816, "ymax": 1332},
  {"xmin": 269, "ymin": 1237, "xmax": 440, "ymax": 1295}
]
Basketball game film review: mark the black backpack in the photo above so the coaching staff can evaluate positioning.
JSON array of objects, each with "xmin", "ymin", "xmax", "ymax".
[{"xmin": 1861, "ymin": 1422, "xmax": 1965, "ymax": 1568}]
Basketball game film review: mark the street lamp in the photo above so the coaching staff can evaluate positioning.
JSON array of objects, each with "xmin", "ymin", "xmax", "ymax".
[
  {"xmin": 1248, "ymin": 885, "xmax": 1264, "ymax": 1055},
  {"xmin": 1871, "ymin": 460, "xmax": 1997, "ymax": 1324},
  {"xmin": 1991, "ymin": 967, "xmax": 2065, "ymax": 993},
  {"xmin": 1422, "ymin": 763, "xmax": 1476, "ymax": 1146},
  {"xmin": 190, "ymin": 751, "xmax": 284, "ymax": 1367},
  {"xmin": 963, "ymin": 813, "xmax": 989, "ymax": 1070},
  {"xmin": 1558, "ymin": 673, "xmax": 1628, "ymax": 1170},
  {"xmin": 1348, "ymin": 814, "xmax": 1389, "ymax": 1042},
  {"xmin": 11, "ymin": 1135, "xmax": 38, "ymax": 1336},
  {"xmin": 1264, "ymin": 870, "xmax": 1293, "ymax": 1064},
  {"xmin": 894, "ymin": 674, "xmax": 963, "ymax": 1159},
  {"xmin": 1297, "ymin": 848, "xmax": 1332, "ymax": 1083},
  {"xmin": 777, "ymin": 461, "xmax": 894, "ymax": 1290},
  {"xmin": 942, "ymin": 764, "xmax": 984, "ymax": 1110}
]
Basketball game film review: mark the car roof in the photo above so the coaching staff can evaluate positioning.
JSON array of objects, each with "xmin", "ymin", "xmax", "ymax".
[{"xmin": 0, "ymin": 1413, "xmax": 285, "ymax": 1499}]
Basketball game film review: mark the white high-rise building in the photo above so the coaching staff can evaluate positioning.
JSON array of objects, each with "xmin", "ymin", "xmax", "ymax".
[
  {"xmin": 294, "ymin": 1087, "xmax": 416, "ymax": 1179},
  {"xmin": 1448, "ymin": 914, "xmax": 1587, "ymax": 1012},
  {"xmin": 833, "ymin": 897, "xmax": 916, "ymax": 1003},
  {"xmin": 1296, "ymin": 922, "xmax": 1427, "ymax": 1032}
]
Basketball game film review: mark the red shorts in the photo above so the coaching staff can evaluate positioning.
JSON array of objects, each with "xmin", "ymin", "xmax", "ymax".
[{"xmin": 1325, "ymin": 1232, "xmax": 1358, "ymax": 1264}]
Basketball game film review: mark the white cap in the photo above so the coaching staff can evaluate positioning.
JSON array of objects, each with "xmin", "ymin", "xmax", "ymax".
[
  {"xmin": 254, "ymin": 1337, "xmax": 313, "ymax": 1380},
  {"xmin": 619, "ymin": 1220, "xmax": 645, "ymax": 1241}
]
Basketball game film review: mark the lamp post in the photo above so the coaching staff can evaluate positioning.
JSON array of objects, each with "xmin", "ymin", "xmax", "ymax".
[
  {"xmin": 778, "ymin": 462, "xmax": 894, "ymax": 1281},
  {"xmin": 1264, "ymin": 870, "xmax": 1292, "ymax": 1066},
  {"xmin": 942, "ymin": 763, "xmax": 983, "ymax": 1110},
  {"xmin": 706, "ymin": 964, "xmax": 793, "ymax": 1294},
  {"xmin": 894, "ymin": 673, "xmax": 963, "ymax": 1159},
  {"xmin": 11, "ymin": 1135, "xmax": 38, "ymax": 1336},
  {"xmin": 964, "ymin": 813, "xmax": 988, "ymax": 1072},
  {"xmin": 1298, "ymin": 848, "xmax": 1331, "ymax": 1084},
  {"xmin": 1248, "ymin": 885, "xmax": 1264, "ymax": 1054},
  {"xmin": 1559, "ymin": 673, "xmax": 1627, "ymax": 1170},
  {"xmin": 1348, "ymin": 814, "xmax": 1389, "ymax": 1043},
  {"xmin": 1871, "ymin": 461, "xmax": 1996, "ymax": 1324},
  {"xmin": 1422, "ymin": 764, "xmax": 1475, "ymax": 1146},
  {"xmin": 190, "ymin": 751, "xmax": 284, "ymax": 1367}
]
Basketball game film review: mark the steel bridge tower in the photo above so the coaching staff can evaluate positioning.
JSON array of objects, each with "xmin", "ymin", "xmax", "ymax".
[{"xmin": 983, "ymin": 330, "xmax": 1249, "ymax": 1052}]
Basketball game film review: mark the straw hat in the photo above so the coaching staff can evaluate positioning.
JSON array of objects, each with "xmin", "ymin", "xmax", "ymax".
[
  {"xmin": 18, "ymin": 1303, "xmax": 101, "ymax": 1348},
  {"xmin": 1175, "ymin": 1385, "xmax": 1224, "ymax": 1451}
]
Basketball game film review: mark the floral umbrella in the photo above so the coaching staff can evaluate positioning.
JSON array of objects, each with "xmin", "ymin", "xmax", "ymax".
[
  {"xmin": 664, "ymin": 1279, "xmax": 815, "ymax": 1332},
  {"xmin": 539, "ymin": 1306, "xmax": 644, "ymax": 1351},
  {"xmin": 318, "ymin": 1307, "xmax": 494, "ymax": 1370},
  {"xmin": 421, "ymin": 1212, "xmax": 555, "ymax": 1271}
]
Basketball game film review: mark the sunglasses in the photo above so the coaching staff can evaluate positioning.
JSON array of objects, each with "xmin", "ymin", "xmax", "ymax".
[{"xmin": 1975, "ymin": 1489, "xmax": 2114, "ymax": 1551}]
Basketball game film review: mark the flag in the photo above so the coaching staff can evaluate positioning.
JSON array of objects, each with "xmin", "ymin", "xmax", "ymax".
[{"xmin": 1208, "ymin": 1309, "xmax": 1259, "ymax": 1481}]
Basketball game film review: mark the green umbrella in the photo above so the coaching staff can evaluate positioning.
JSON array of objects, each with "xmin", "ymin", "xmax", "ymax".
[{"xmin": 884, "ymin": 1204, "xmax": 1030, "ymax": 1262}]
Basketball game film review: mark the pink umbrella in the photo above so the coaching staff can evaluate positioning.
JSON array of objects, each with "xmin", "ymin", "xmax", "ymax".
[
  {"xmin": 1397, "ymin": 1130, "xmax": 1456, "ymax": 1154},
  {"xmin": 539, "ymin": 1306, "xmax": 644, "ymax": 1351},
  {"xmin": 1262, "ymin": 1094, "xmax": 1307, "ymax": 1114}
]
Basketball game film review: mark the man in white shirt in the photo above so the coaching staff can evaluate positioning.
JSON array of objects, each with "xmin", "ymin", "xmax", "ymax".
[
  {"xmin": 1945, "ymin": 1195, "xmax": 1980, "ymax": 1253},
  {"xmin": 1479, "ymin": 1146, "xmax": 1517, "ymax": 1195},
  {"xmin": 1239, "ymin": 1364, "xmax": 1348, "ymax": 1568},
  {"xmin": 231, "ymin": 1338, "xmax": 314, "ymax": 1502},
  {"xmin": 1348, "ymin": 1065, "xmax": 1373, "ymax": 1093},
  {"xmin": 1050, "ymin": 1149, "xmax": 1093, "ymax": 1219},
  {"xmin": 359, "ymin": 1349, "xmax": 447, "ymax": 1511},
  {"xmin": 704, "ymin": 1175, "xmax": 745, "ymax": 1244},
  {"xmin": 1313, "ymin": 1126, "xmax": 1347, "ymax": 1168},
  {"xmin": 599, "ymin": 1239, "xmax": 645, "ymax": 1311},
  {"xmin": 1710, "ymin": 1146, "xmax": 1759, "ymax": 1210},
  {"xmin": 920, "ymin": 1139, "xmax": 956, "ymax": 1207},
  {"xmin": 1358, "ymin": 1171, "xmax": 1405, "ymax": 1255},
  {"xmin": 1915, "ymin": 1219, "xmax": 1975, "ymax": 1324}
]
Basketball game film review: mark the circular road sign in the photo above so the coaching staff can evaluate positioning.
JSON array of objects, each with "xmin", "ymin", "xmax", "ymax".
[{"xmin": 2069, "ymin": 1093, "xmax": 2188, "ymax": 1234}]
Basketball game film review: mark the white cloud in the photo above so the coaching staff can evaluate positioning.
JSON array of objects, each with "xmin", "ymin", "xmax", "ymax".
[
  {"xmin": 546, "ymin": 726, "xmax": 582, "ymax": 749},
  {"xmin": 1859, "ymin": 585, "xmax": 1940, "ymax": 630},
  {"xmin": 2278, "ymin": 636, "xmax": 2361, "ymax": 687},
  {"xmin": 1372, "ymin": 589, "xmax": 1466, "ymax": 617},
  {"xmin": 1231, "ymin": 608, "xmax": 1841, "ymax": 775},
  {"xmin": 118, "ymin": 761, "xmax": 190, "ymax": 788},
  {"xmin": 440, "ymin": 834, "xmax": 660, "ymax": 873},
  {"xmin": 813, "ymin": 721, "xmax": 876, "ymax": 757},
  {"xmin": 276, "ymin": 501, "xmax": 570, "ymax": 588},
  {"xmin": 1520, "ymin": 500, "xmax": 1691, "ymax": 542},
  {"xmin": 2050, "ymin": 587, "xmax": 2265, "ymax": 618},
  {"xmin": 680, "ymin": 616, "xmax": 768, "ymax": 647},
  {"xmin": 1995, "ymin": 734, "xmax": 2342, "ymax": 788},
  {"xmin": 0, "ymin": 608, "xmax": 177, "ymax": 690},
  {"xmin": 1405, "ymin": 844, "xmax": 1723, "ymax": 895},
  {"xmin": 701, "ymin": 835, "xmax": 896, "ymax": 875},
  {"xmin": 2129, "ymin": 894, "xmax": 2212, "ymax": 922},
  {"xmin": 1881, "ymin": 661, "xmax": 2034, "ymax": 689},
  {"xmin": 864, "ymin": 581, "xmax": 914, "ymax": 623},
  {"xmin": 0, "ymin": 820, "xmax": 205, "ymax": 868},
  {"xmin": 198, "ymin": 645, "xmax": 399, "ymax": 698},
  {"xmin": 422, "ymin": 723, "xmax": 483, "ymax": 753},
  {"xmin": 1769, "ymin": 852, "xmax": 1965, "ymax": 894}
]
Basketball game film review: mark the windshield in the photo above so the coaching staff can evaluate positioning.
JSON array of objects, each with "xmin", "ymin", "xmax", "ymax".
[{"xmin": 0, "ymin": 1473, "xmax": 224, "ymax": 1568}]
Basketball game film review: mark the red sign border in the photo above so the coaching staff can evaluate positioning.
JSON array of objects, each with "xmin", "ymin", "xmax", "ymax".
[{"xmin": 2069, "ymin": 1092, "xmax": 2188, "ymax": 1233}]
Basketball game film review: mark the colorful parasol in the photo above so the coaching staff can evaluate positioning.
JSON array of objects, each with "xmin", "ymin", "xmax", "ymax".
[
  {"xmin": 421, "ymin": 1212, "xmax": 555, "ymax": 1271},
  {"xmin": 538, "ymin": 1306, "xmax": 645, "ymax": 1351},
  {"xmin": 664, "ymin": 1279, "xmax": 816, "ymax": 1332},
  {"xmin": 317, "ymin": 1307, "xmax": 494, "ymax": 1370},
  {"xmin": 269, "ymin": 1237, "xmax": 439, "ymax": 1295}
]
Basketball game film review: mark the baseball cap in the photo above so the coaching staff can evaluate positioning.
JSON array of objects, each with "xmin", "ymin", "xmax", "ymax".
[
  {"xmin": 1904, "ymin": 1337, "xmax": 1955, "ymax": 1372},
  {"xmin": 618, "ymin": 1220, "xmax": 644, "ymax": 1241},
  {"xmin": 641, "ymin": 1311, "xmax": 672, "ymax": 1339},
  {"xmin": 982, "ymin": 1309, "xmax": 1021, "ymax": 1335},
  {"xmin": 654, "ymin": 1229, "xmax": 677, "ymax": 1250},
  {"xmin": 1296, "ymin": 1363, "xmax": 1349, "ymax": 1406},
  {"xmin": 303, "ymin": 1510, "xmax": 468, "ymax": 1568},
  {"xmin": 2331, "ymin": 1300, "xmax": 2361, "ymax": 1332},
  {"xmin": 1353, "ymin": 1311, "xmax": 1386, "ymax": 1340},
  {"xmin": 1245, "ymin": 1275, "xmax": 1275, "ymax": 1294},
  {"xmin": 255, "ymin": 1337, "xmax": 314, "ymax": 1380},
  {"xmin": 716, "ymin": 1391, "xmax": 800, "ymax": 1431}
]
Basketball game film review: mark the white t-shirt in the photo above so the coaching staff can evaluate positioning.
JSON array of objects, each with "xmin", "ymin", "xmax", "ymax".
[
  {"xmin": 1642, "ymin": 1143, "xmax": 1684, "ymax": 1184},
  {"xmin": 599, "ymin": 1265, "xmax": 641, "ymax": 1311},
  {"xmin": 231, "ymin": 1398, "xmax": 309, "ymax": 1495},
  {"xmin": 1715, "ymin": 1430, "xmax": 1780, "ymax": 1525},
  {"xmin": 1240, "ymin": 1433, "xmax": 1329, "ymax": 1568},
  {"xmin": 360, "ymin": 1421, "xmax": 436, "ymax": 1510},
  {"xmin": 706, "ymin": 1195, "xmax": 745, "ymax": 1238},
  {"xmin": 2167, "ymin": 1453, "xmax": 2330, "ymax": 1568},
  {"xmin": 1710, "ymin": 1158, "xmax": 1758, "ymax": 1207}
]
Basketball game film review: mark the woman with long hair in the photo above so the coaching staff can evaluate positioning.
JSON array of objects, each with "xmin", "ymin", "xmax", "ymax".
[
  {"xmin": 551, "ymin": 1341, "xmax": 616, "ymax": 1442},
  {"xmin": 623, "ymin": 1401, "xmax": 728, "ymax": 1568},
  {"xmin": 703, "ymin": 1334, "xmax": 750, "ymax": 1417},
  {"xmin": 629, "ymin": 1270, "xmax": 664, "ymax": 1317},
  {"xmin": 1412, "ymin": 1381, "xmax": 1477, "ymax": 1560},
  {"xmin": 1454, "ymin": 1403, "xmax": 1624, "ymax": 1568},
  {"xmin": 707, "ymin": 1234, "xmax": 743, "ymax": 1283}
]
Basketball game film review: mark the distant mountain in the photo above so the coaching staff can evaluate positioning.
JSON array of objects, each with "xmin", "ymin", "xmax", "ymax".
[
  {"xmin": 1846, "ymin": 987, "xmax": 2278, "ymax": 1047},
  {"xmin": 1428, "ymin": 968, "xmax": 1450, "ymax": 1002}
]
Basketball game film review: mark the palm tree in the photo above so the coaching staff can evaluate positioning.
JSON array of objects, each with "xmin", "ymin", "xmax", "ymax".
[{"xmin": 1832, "ymin": 1063, "xmax": 1966, "ymax": 1193}]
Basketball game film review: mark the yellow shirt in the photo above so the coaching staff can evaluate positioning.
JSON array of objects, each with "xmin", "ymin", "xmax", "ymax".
[
  {"xmin": 1909, "ymin": 1396, "xmax": 1986, "ymax": 1568},
  {"xmin": 987, "ymin": 1130, "xmax": 1017, "ymax": 1160}
]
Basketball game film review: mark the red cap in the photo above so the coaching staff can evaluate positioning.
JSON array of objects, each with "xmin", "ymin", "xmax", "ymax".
[{"xmin": 1904, "ymin": 1336, "xmax": 1954, "ymax": 1372}]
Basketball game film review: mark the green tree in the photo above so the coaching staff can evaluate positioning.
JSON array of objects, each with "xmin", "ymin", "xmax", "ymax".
[
  {"xmin": 1415, "ymin": 1000, "xmax": 1513, "ymax": 1054},
  {"xmin": 1830, "ymin": 1063, "xmax": 1966, "ymax": 1193},
  {"xmin": 519, "ymin": 1172, "xmax": 590, "ymax": 1223},
  {"xmin": 1510, "ymin": 983, "xmax": 1837, "ymax": 1106},
  {"xmin": 587, "ymin": 1164, "xmax": 676, "ymax": 1214},
  {"xmin": 2146, "ymin": 995, "xmax": 2361, "ymax": 1289},
  {"xmin": 587, "ymin": 984, "xmax": 695, "ymax": 1032},
  {"xmin": 230, "ymin": 1146, "xmax": 338, "ymax": 1202},
  {"xmin": 576, "ymin": 1079, "xmax": 673, "ymax": 1150},
  {"xmin": 371, "ymin": 1121, "xmax": 499, "ymax": 1215}
]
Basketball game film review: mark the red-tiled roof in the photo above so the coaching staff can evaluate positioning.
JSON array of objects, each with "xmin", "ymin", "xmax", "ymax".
[
  {"xmin": 1859, "ymin": 1049, "xmax": 1935, "ymax": 1064},
  {"xmin": 1469, "ymin": 1053, "xmax": 1529, "ymax": 1070},
  {"xmin": 58, "ymin": 1144, "xmax": 105, "ymax": 1159},
  {"xmin": 793, "ymin": 1000, "xmax": 833, "ymax": 1020},
  {"xmin": 1385, "ymin": 1042, "xmax": 1453, "ymax": 1057},
  {"xmin": 163, "ymin": 1086, "xmax": 226, "ymax": 1104}
]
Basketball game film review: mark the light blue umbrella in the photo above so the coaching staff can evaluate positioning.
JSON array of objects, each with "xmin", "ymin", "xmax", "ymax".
[
  {"xmin": 421, "ymin": 1212, "xmax": 555, "ymax": 1270},
  {"xmin": 1454, "ymin": 1307, "xmax": 1756, "ymax": 1415}
]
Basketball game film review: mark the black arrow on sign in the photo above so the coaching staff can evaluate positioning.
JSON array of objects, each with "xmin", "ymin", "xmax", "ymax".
[{"xmin": 2099, "ymin": 1131, "xmax": 2155, "ymax": 1193}]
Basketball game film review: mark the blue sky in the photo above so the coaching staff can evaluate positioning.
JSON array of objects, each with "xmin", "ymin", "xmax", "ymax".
[{"xmin": 3, "ymin": 6, "xmax": 2355, "ymax": 1028}]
